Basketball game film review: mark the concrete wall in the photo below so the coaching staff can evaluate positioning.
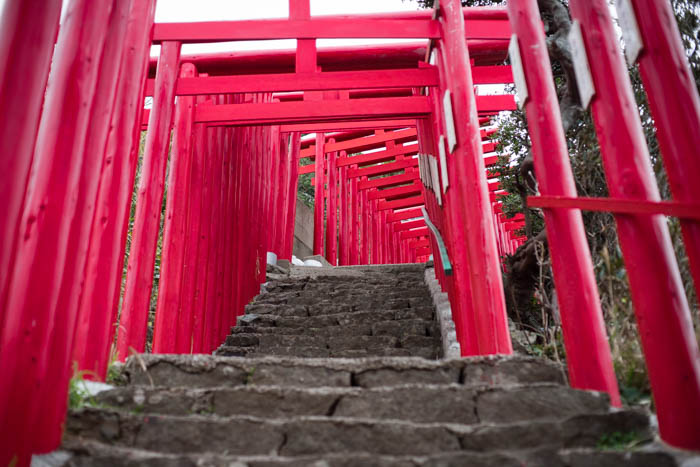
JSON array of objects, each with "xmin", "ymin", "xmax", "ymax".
[{"xmin": 293, "ymin": 198, "xmax": 314, "ymax": 259}]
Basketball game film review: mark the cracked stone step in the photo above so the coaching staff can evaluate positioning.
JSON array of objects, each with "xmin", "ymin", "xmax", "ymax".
[
  {"xmin": 121, "ymin": 354, "xmax": 565, "ymax": 389},
  {"xmin": 64, "ymin": 409, "xmax": 650, "ymax": 456},
  {"xmin": 93, "ymin": 383, "xmax": 611, "ymax": 425},
  {"xmin": 57, "ymin": 440, "xmax": 685, "ymax": 467}
]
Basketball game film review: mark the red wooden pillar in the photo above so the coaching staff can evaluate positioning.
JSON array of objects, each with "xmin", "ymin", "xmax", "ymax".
[
  {"xmin": 313, "ymin": 134, "xmax": 326, "ymax": 255},
  {"xmin": 0, "ymin": 0, "xmax": 61, "ymax": 321},
  {"xmin": 569, "ymin": 0, "xmax": 700, "ymax": 449},
  {"xmin": 326, "ymin": 140, "xmax": 338, "ymax": 265},
  {"xmin": 630, "ymin": 0, "xmax": 700, "ymax": 297},
  {"xmin": 0, "ymin": 0, "xmax": 115, "ymax": 461},
  {"xmin": 284, "ymin": 133, "xmax": 301, "ymax": 259},
  {"xmin": 360, "ymin": 177, "xmax": 370, "ymax": 265},
  {"xmin": 180, "ymin": 106, "xmax": 207, "ymax": 353},
  {"xmin": 507, "ymin": 0, "xmax": 620, "ymax": 406},
  {"xmin": 339, "ymin": 162, "xmax": 349, "ymax": 265},
  {"xmin": 371, "ymin": 197, "xmax": 380, "ymax": 264},
  {"xmin": 42, "ymin": 1, "xmax": 134, "ymax": 447},
  {"xmin": 153, "ymin": 63, "xmax": 197, "ymax": 353},
  {"xmin": 117, "ymin": 41, "xmax": 181, "ymax": 359},
  {"xmin": 74, "ymin": 0, "xmax": 158, "ymax": 376},
  {"xmin": 349, "ymin": 176, "xmax": 359, "ymax": 265},
  {"xmin": 439, "ymin": 0, "xmax": 512, "ymax": 355}
]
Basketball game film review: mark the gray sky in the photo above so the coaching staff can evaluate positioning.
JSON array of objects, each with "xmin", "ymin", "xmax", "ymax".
[{"xmin": 152, "ymin": 0, "xmax": 423, "ymax": 56}]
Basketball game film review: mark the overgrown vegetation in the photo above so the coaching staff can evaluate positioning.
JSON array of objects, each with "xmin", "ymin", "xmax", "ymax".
[{"xmin": 414, "ymin": 0, "xmax": 700, "ymax": 406}]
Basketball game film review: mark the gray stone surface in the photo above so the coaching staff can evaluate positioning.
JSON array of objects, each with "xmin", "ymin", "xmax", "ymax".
[{"xmin": 63, "ymin": 264, "xmax": 680, "ymax": 466}]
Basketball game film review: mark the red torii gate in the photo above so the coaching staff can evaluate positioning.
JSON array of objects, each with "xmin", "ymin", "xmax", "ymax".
[{"xmin": 1, "ymin": 0, "xmax": 699, "ymax": 463}]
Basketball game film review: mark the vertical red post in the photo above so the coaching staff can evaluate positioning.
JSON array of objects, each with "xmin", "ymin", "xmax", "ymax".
[
  {"xmin": 349, "ymin": 176, "xmax": 359, "ymax": 265},
  {"xmin": 339, "ymin": 162, "xmax": 349, "ymax": 265},
  {"xmin": 439, "ymin": 0, "xmax": 512, "ymax": 355},
  {"xmin": 284, "ymin": 133, "xmax": 301, "ymax": 259},
  {"xmin": 117, "ymin": 41, "xmax": 182, "ymax": 360},
  {"xmin": 507, "ymin": 0, "xmax": 620, "ymax": 405},
  {"xmin": 153, "ymin": 63, "xmax": 197, "ymax": 353},
  {"xmin": 326, "ymin": 140, "xmax": 338, "ymax": 265},
  {"xmin": 0, "ymin": 0, "xmax": 61, "ymax": 321},
  {"xmin": 313, "ymin": 134, "xmax": 326, "ymax": 255},
  {"xmin": 360, "ymin": 177, "xmax": 370, "ymax": 265},
  {"xmin": 74, "ymin": 0, "xmax": 158, "ymax": 377},
  {"xmin": 630, "ymin": 0, "xmax": 700, "ymax": 297},
  {"xmin": 0, "ymin": 0, "xmax": 115, "ymax": 461},
  {"xmin": 569, "ymin": 0, "xmax": 700, "ymax": 449}
]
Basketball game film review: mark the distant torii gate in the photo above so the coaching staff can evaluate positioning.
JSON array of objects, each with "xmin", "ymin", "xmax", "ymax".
[{"xmin": 0, "ymin": 0, "xmax": 699, "ymax": 463}]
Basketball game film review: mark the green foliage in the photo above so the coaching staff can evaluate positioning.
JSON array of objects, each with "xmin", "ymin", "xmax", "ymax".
[
  {"xmin": 486, "ymin": 0, "xmax": 700, "ymax": 408},
  {"xmin": 597, "ymin": 431, "xmax": 642, "ymax": 451},
  {"xmin": 68, "ymin": 367, "xmax": 102, "ymax": 411},
  {"xmin": 298, "ymin": 155, "xmax": 315, "ymax": 207}
]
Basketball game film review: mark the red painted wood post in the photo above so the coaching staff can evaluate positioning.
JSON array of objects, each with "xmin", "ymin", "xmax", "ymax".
[
  {"xmin": 313, "ymin": 133, "xmax": 326, "ymax": 255},
  {"xmin": 439, "ymin": 0, "xmax": 512, "ymax": 355},
  {"xmin": 180, "ymin": 107, "xmax": 208, "ymax": 353},
  {"xmin": 0, "ymin": 0, "xmax": 115, "ymax": 461},
  {"xmin": 326, "ymin": 140, "xmax": 338, "ymax": 265},
  {"xmin": 176, "ymin": 127, "xmax": 203, "ymax": 354},
  {"xmin": 0, "ymin": 0, "xmax": 61, "ymax": 321},
  {"xmin": 74, "ymin": 0, "xmax": 158, "ymax": 377},
  {"xmin": 420, "ymin": 79, "xmax": 479, "ymax": 355},
  {"xmin": 153, "ymin": 63, "xmax": 197, "ymax": 353},
  {"xmin": 41, "ymin": 0, "xmax": 134, "ymax": 447},
  {"xmin": 339, "ymin": 163, "xmax": 349, "ymax": 265},
  {"xmin": 371, "ymin": 197, "xmax": 380, "ymax": 264},
  {"xmin": 569, "ymin": 0, "xmax": 700, "ymax": 449},
  {"xmin": 350, "ymin": 176, "xmax": 359, "ymax": 265},
  {"xmin": 203, "ymin": 116, "xmax": 224, "ymax": 352},
  {"xmin": 117, "ymin": 41, "xmax": 181, "ymax": 360},
  {"xmin": 214, "ymin": 120, "xmax": 230, "ymax": 344},
  {"xmin": 284, "ymin": 133, "xmax": 302, "ymax": 259},
  {"xmin": 630, "ymin": 0, "xmax": 700, "ymax": 297},
  {"xmin": 507, "ymin": 0, "xmax": 620, "ymax": 406},
  {"xmin": 222, "ymin": 125, "xmax": 237, "ymax": 331},
  {"xmin": 273, "ymin": 127, "xmax": 287, "ymax": 255},
  {"xmin": 360, "ymin": 177, "xmax": 370, "ymax": 265}
]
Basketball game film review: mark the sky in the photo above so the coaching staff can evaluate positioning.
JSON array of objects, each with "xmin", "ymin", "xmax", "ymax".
[{"xmin": 152, "ymin": 0, "xmax": 424, "ymax": 56}]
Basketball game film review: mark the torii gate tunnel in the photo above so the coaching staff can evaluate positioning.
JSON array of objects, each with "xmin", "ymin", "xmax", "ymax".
[{"xmin": 1, "ymin": 0, "xmax": 699, "ymax": 461}]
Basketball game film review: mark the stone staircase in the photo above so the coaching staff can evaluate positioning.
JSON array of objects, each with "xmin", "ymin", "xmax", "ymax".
[{"xmin": 60, "ymin": 264, "xmax": 684, "ymax": 466}]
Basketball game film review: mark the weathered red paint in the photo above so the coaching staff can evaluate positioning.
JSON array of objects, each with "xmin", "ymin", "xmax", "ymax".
[{"xmin": 569, "ymin": 0, "xmax": 700, "ymax": 449}]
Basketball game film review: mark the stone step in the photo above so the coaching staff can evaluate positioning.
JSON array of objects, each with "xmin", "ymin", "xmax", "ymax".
[
  {"xmin": 214, "ymin": 345, "xmax": 438, "ymax": 359},
  {"xmin": 224, "ymin": 333, "xmax": 439, "ymax": 352},
  {"xmin": 57, "ymin": 440, "xmax": 684, "ymax": 467},
  {"xmin": 121, "ymin": 354, "xmax": 565, "ymax": 389},
  {"xmin": 93, "ymin": 383, "xmax": 610, "ymax": 425},
  {"xmin": 237, "ymin": 309, "xmax": 435, "ymax": 329},
  {"xmin": 65, "ymin": 409, "xmax": 649, "ymax": 457}
]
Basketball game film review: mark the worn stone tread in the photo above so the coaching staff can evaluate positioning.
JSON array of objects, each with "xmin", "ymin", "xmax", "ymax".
[
  {"xmin": 65, "ymin": 409, "xmax": 649, "ymax": 456},
  {"xmin": 122, "ymin": 354, "xmax": 565, "ymax": 389},
  {"xmin": 93, "ymin": 383, "xmax": 610, "ymax": 425}
]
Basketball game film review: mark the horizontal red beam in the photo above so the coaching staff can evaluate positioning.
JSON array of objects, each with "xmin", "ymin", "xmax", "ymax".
[
  {"xmin": 153, "ymin": 19, "xmax": 443, "ymax": 43},
  {"xmin": 474, "ymin": 94, "xmax": 516, "ymax": 112},
  {"xmin": 348, "ymin": 158, "xmax": 418, "ymax": 178},
  {"xmin": 401, "ymin": 227, "xmax": 430, "ymax": 239},
  {"xmin": 281, "ymin": 119, "xmax": 415, "ymax": 133},
  {"xmin": 298, "ymin": 144, "xmax": 419, "ymax": 175},
  {"xmin": 387, "ymin": 208, "xmax": 423, "ymax": 222},
  {"xmin": 409, "ymin": 238, "xmax": 430, "ymax": 249},
  {"xmin": 394, "ymin": 219, "xmax": 426, "ymax": 232},
  {"xmin": 369, "ymin": 182, "xmax": 421, "ymax": 200},
  {"xmin": 145, "ymin": 68, "xmax": 439, "ymax": 96},
  {"xmin": 378, "ymin": 195, "xmax": 425, "ymax": 211},
  {"xmin": 472, "ymin": 65, "xmax": 513, "ymax": 84},
  {"xmin": 301, "ymin": 128, "xmax": 417, "ymax": 157},
  {"xmin": 359, "ymin": 172, "xmax": 418, "ymax": 190},
  {"xmin": 527, "ymin": 195, "xmax": 700, "ymax": 221},
  {"xmin": 415, "ymin": 246, "xmax": 432, "ymax": 257},
  {"xmin": 194, "ymin": 96, "xmax": 431, "ymax": 126}
]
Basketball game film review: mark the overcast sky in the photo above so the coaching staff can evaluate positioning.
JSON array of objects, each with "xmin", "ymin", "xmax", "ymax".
[{"xmin": 151, "ymin": 0, "xmax": 424, "ymax": 56}]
